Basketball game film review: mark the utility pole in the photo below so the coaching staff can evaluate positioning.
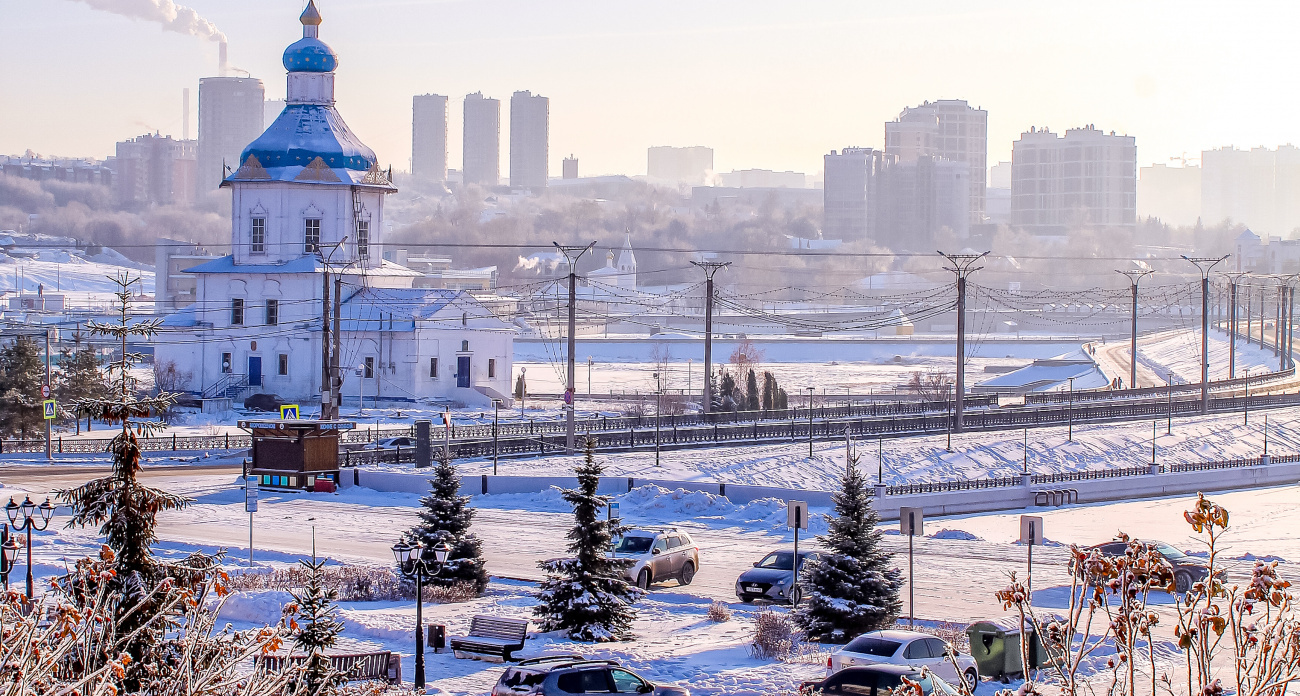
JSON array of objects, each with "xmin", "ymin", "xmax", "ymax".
[
  {"xmin": 321, "ymin": 264, "xmax": 331, "ymax": 418},
  {"xmin": 939, "ymin": 251, "xmax": 988, "ymax": 433},
  {"xmin": 331, "ymin": 275, "xmax": 342, "ymax": 420},
  {"xmin": 555, "ymin": 241, "xmax": 596, "ymax": 453},
  {"xmin": 1260, "ymin": 284, "xmax": 1267, "ymax": 348},
  {"xmin": 1117, "ymin": 268, "xmax": 1154, "ymax": 389},
  {"xmin": 1183, "ymin": 255, "xmax": 1228, "ymax": 414},
  {"xmin": 692, "ymin": 261, "xmax": 730, "ymax": 414},
  {"xmin": 1225, "ymin": 273, "xmax": 1248, "ymax": 379},
  {"xmin": 44, "ymin": 329, "xmax": 52, "ymax": 460}
]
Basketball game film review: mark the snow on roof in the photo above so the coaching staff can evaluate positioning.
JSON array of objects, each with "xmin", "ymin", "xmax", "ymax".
[
  {"xmin": 975, "ymin": 350, "xmax": 1108, "ymax": 393},
  {"xmin": 183, "ymin": 255, "xmax": 418, "ymax": 277}
]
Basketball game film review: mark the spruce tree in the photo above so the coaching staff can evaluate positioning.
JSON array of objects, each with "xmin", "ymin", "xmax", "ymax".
[
  {"xmin": 291, "ymin": 548, "xmax": 346, "ymax": 695},
  {"xmin": 402, "ymin": 448, "xmax": 489, "ymax": 594},
  {"xmin": 57, "ymin": 274, "xmax": 207, "ymax": 673},
  {"xmin": 534, "ymin": 437, "xmax": 641, "ymax": 641},
  {"xmin": 0, "ymin": 336, "xmax": 44, "ymax": 439},
  {"xmin": 56, "ymin": 345, "xmax": 110, "ymax": 434},
  {"xmin": 745, "ymin": 369, "xmax": 760, "ymax": 411},
  {"xmin": 762, "ymin": 371, "xmax": 776, "ymax": 411},
  {"xmin": 776, "ymin": 387, "xmax": 789, "ymax": 410},
  {"xmin": 793, "ymin": 452, "xmax": 903, "ymax": 643},
  {"xmin": 718, "ymin": 370, "xmax": 738, "ymax": 411}
]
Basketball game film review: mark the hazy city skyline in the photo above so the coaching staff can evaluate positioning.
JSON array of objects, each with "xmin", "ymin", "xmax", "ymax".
[{"xmin": 6, "ymin": 1, "xmax": 1300, "ymax": 180}]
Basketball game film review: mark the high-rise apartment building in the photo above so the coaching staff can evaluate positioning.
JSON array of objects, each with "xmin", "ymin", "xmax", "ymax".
[
  {"xmin": 412, "ymin": 93, "xmax": 448, "ymax": 182},
  {"xmin": 197, "ymin": 76, "xmax": 265, "ymax": 194},
  {"xmin": 647, "ymin": 146, "xmax": 713, "ymax": 184},
  {"xmin": 509, "ymin": 90, "xmax": 549, "ymax": 189},
  {"xmin": 823, "ymin": 148, "xmax": 889, "ymax": 241},
  {"xmin": 1201, "ymin": 146, "xmax": 1300, "ymax": 236},
  {"xmin": 463, "ymin": 92, "xmax": 500, "ymax": 187},
  {"xmin": 879, "ymin": 156, "xmax": 970, "ymax": 249},
  {"xmin": 113, "ymin": 134, "xmax": 197, "ymax": 207},
  {"xmin": 1137, "ymin": 164, "xmax": 1201, "ymax": 228},
  {"xmin": 562, "ymin": 155, "xmax": 578, "ymax": 179},
  {"xmin": 1010, "ymin": 126, "xmax": 1136, "ymax": 234},
  {"xmin": 885, "ymin": 100, "xmax": 987, "ymax": 224}
]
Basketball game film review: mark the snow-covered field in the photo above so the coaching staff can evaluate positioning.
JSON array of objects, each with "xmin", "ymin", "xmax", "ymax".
[{"xmin": 0, "ymin": 249, "xmax": 153, "ymax": 307}]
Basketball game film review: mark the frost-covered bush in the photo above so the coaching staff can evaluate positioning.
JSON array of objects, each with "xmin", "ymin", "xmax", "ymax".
[
  {"xmin": 707, "ymin": 600, "xmax": 732, "ymax": 622},
  {"xmin": 228, "ymin": 564, "xmax": 405, "ymax": 601},
  {"xmin": 751, "ymin": 609, "xmax": 797, "ymax": 660}
]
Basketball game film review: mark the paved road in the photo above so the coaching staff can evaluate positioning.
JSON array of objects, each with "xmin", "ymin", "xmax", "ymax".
[{"xmin": 1, "ymin": 463, "xmax": 1072, "ymax": 623}]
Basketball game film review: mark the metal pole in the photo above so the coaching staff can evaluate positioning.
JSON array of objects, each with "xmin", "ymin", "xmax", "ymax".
[
  {"xmin": 555, "ymin": 242, "xmax": 595, "ymax": 453},
  {"xmin": 908, "ymin": 531, "xmax": 915, "ymax": 628},
  {"xmin": 414, "ymin": 562, "xmax": 425, "ymax": 689},
  {"xmin": 1, "ymin": 526, "xmax": 8, "ymax": 593},
  {"xmin": 1229, "ymin": 279, "xmax": 1239, "ymax": 378},
  {"xmin": 655, "ymin": 373, "xmax": 661, "ymax": 467},
  {"xmin": 1027, "ymin": 520, "xmax": 1034, "ymax": 596},
  {"xmin": 1167, "ymin": 372, "xmax": 1173, "ymax": 434},
  {"xmin": 940, "ymin": 252, "xmax": 988, "ymax": 434},
  {"xmin": 807, "ymin": 387, "xmax": 815, "ymax": 458},
  {"xmin": 1153, "ymin": 420, "xmax": 1157, "ymax": 464},
  {"xmin": 321, "ymin": 266, "xmax": 331, "ymax": 416},
  {"xmin": 493, "ymin": 401, "xmax": 499, "ymax": 475},
  {"xmin": 1118, "ymin": 269, "xmax": 1152, "ymax": 389},
  {"xmin": 693, "ymin": 261, "xmax": 730, "ymax": 414},
  {"xmin": 1023, "ymin": 427, "xmax": 1028, "ymax": 473},
  {"xmin": 1244, "ymin": 369, "xmax": 1250, "ymax": 425},
  {"xmin": 44, "ymin": 331, "xmax": 51, "ymax": 460},
  {"xmin": 1264, "ymin": 414, "xmax": 1269, "ymax": 457},
  {"xmin": 331, "ymin": 276, "xmax": 342, "ymax": 420},
  {"xmin": 1182, "ymin": 256, "xmax": 1227, "ymax": 414},
  {"xmin": 1067, "ymin": 377, "xmax": 1074, "ymax": 442},
  {"xmin": 25, "ymin": 520, "xmax": 33, "ymax": 599}
]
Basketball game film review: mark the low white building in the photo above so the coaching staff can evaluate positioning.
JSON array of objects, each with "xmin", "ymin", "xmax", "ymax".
[{"xmin": 155, "ymin": 2, "xmax": 513, "ymax": 408}]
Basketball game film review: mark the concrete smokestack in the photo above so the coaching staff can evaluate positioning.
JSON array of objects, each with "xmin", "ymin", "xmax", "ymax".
[
  {"xmin": 219, "ymin": 40, "xmax": 228, "ymax": 77},
  {"xmin": 182, "ymin": 87, "xmax": 191, "ymax": 140}
]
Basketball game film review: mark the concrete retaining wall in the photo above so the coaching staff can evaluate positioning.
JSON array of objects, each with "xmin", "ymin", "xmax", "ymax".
[{"xmin": 349, "ymin": 460, "xmax": 1300, "ymax": 521}]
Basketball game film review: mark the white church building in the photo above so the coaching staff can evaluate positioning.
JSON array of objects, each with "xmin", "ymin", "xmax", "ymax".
[{"xmin": 156, "ymin": 2, "xmax": 513, "ymax": 409}]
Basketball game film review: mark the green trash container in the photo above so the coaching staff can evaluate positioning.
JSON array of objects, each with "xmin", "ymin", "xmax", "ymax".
[{"xmin": 966, "ymin": 616, "xmax": 1047, "ymax": 682}]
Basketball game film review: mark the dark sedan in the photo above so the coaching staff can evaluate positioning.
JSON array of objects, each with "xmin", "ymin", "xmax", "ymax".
[
  {"xmin": 735, "ymin": 550, "xmax": 822, "ymax": 605},
  {"xmin": 799, "ymin": 664, "xmax": 963, "ymax": 696},
  {"xmin": 1072, "ymin": 540, "xmax": 1213, "ymax": 593}
]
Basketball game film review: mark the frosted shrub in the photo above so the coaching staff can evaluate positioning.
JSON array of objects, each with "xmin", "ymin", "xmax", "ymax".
[
  {"xmin": 423, "ymin": 581, "xmax": 480, "ymax": 604},
  {"xmin": 751, "ymin": 608, "xmax": 798, "ymax": 660},
  {"xmin": 707, "ymin": 600, "xmax": 732, "ymax": 622},
  {"xmin": 229, "ymin": 564, "xmax": 405, "ymax": 601}
]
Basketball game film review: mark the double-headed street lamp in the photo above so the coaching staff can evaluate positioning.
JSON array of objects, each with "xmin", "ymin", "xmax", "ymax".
[
  {"xmin": 391, "ymin": 539, "xmax": 451, "ymax": 690},
  {"xmin": 6, "ymin": 496, "xmax": 55, "ymax": 600}
]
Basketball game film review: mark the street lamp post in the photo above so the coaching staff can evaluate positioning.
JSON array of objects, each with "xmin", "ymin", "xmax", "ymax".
[
  {"xmin": 1244, "ymin": 368, "xmax": 1251, "ymax": 425},
  {"xmin": 6, "ymin": 496, "xmax": 55, "ymax": 600},
  {"xmin": 806, "ymin": 387, "xmax": 816, "ymax": 458},
  {"xmin": 391, "ymin": 540, "xmax": 451, "ymax": 691},
  {"xmin": 1067, "ymin": 377, "xmax": 1076, "ymax": 442},
  {"xmin": 492, "ymin": 399, "xmax": 501, "ymax": 475},
  {"xmin": 653, "ymin": 372, "xmax": 662, "ymax": 467},
  {"xmin": 587, "ymin": 356, "xmax": 593, "ymax": 397},
  {"xmin": 1166, "ymin": 372, "xmax": 1174, "ymax": 434},
  {"xmin": 946, "ymin": 384, "xmax": 954, "ymax": 452},
  {"xmin": 355, "ymin": 364, "xmax": 365, "ymax": 414}
]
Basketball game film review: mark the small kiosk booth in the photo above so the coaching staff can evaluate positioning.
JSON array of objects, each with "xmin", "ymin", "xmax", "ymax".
[{"xmin": 237, "ymin": 419, "xmax": 356, "ymax": 491}]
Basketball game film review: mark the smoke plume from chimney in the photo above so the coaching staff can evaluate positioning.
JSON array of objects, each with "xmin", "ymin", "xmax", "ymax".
[
  {"xmin": 70, "ymin": 0, "xmax": 226, "ymax": 42},
  {"xmin": 219, "ymin": 40, "xmax": 228, "ymax": 76}
]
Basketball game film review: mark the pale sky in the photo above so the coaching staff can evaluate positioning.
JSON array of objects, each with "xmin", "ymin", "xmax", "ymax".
[{"xmin": 4, "ymin": 1, "xmax": 1300, "ymax": 179}]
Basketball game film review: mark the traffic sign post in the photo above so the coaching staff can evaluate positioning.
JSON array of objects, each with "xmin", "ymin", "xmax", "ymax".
[
  {"xmin": 40, "ymin": 385, "xmax": 50, "ymax": 399},
  {"xmin": 245, "ymin": 476, "xmax": 258, "ymax": 567},
  {"xmin": 279, "ymin": 404, "xmax": 300, "ymax": 420},
  {"xmin": 900, "ymin": 507, "xmax": 924, "ymax": 627},
  {"xmin": 788, "ymin": 500, "xmax": 808, "ymax": 604},
  {"xmin": 1020, "ymin": 515, "xmax": 1044, "ymax": 596}
]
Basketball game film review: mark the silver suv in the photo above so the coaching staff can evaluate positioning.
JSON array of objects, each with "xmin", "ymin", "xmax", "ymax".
[
  {"xmin": 491, "ymin": 655, "xmax": 689, "ymax": 695},
  {"xmin": 613, "ymin": 528, "xmax": 700, "ymax": 589}
]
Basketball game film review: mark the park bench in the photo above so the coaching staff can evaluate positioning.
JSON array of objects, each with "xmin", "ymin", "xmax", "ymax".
[
  {"xmin": 255, "ymin": 651, "xmax": 401, "ymax": 684},
  {"xmin": 450, "ymin": 615, "xmax": 529, "ymax": 662}
]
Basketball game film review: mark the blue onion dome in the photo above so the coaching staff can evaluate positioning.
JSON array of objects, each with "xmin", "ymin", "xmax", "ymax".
[
  {"xmin": 282, "ymin": 1, "xmax": 337, "ymax": 72},
  {"xmin": 240, "ymin": 104, "xmax": 377, "ymax": 171},
  {"xmin": 283, "ymin": 37, "xmax": 337, "ymax": 72}
]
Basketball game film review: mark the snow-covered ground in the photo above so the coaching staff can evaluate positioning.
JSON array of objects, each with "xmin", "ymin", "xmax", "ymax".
[{"xmin": 0, "ymin": 249, "xmax": 153, "ymax": 304}]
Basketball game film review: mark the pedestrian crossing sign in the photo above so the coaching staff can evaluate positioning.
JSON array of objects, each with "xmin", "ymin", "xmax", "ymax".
[
  {"xmin": 42, "ymin": 399, "xmax": 56, "ymax": 420},
  {"xmin": 280, "ymin": 404, "xmax": 300, "ymax": 420}
]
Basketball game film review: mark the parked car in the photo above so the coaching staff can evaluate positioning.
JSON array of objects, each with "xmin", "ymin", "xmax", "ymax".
[
  {"xmin": 492, "ymin": 655, "xmax": 689, "ymax": 695},
  {"xmin": 243, "ymin": 393, "xmax": 287, "ymax": 412},
  {"xmin": 1071, "ymin": 540, "xmax": 1213, "ymax": 593},
  {"xmin": 828, "ymin": 630, "xmax": 980, "ymax": 691},
  {"xmin": 800, "ymin": 664, "xmax": 963, "ymax": 696},
  {"xmin": 361, "ymin": 436, "xmax": 416, "ymax": 451},
  {"xmin": 734, "ymin": 550, "xmax": 823, "ymax": 605},
  {"xmin": 613, "ymin": 528, "xmax": 700, "ymax": 589}
]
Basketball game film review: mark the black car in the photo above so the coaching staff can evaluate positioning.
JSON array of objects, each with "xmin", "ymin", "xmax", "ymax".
[
  {"xmin": 735, "ymin": 550, "xmax": 823, "ymax": 605},
  {"xmin": 243, "ymin": 393, "xmax": 287, "ymax": 412},
  {"xmin": 1072, "ymin": 540, "xmax": 1211, "ymax": 593},
  {"xmin": 800, "ymin": 664, "xmax": 963, "ymax": 696},
  {"xmin": 491, "ymin": 655, "xmax": 689, "ymax": 695}
]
